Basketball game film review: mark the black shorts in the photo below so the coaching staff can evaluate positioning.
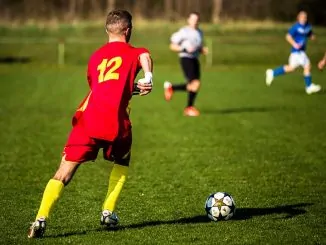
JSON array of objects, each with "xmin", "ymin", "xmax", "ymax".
[{"xmin": 180, "ymin": 57, "xmax": 200, "ymax": 82}]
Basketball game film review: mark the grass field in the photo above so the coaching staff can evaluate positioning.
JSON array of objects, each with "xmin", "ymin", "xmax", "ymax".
[{"xmin": 0, "ymin": 23, "xmax": 326, "ymax": 244}]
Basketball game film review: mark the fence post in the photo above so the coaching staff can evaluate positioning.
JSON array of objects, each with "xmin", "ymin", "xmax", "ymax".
[
  {"xmin": 206, "ymin": 37, "xmax": 213, "ymax": 67},
  {"xmin": 58, "ymin": 38, "xmax": 65, "ymax": 66}
]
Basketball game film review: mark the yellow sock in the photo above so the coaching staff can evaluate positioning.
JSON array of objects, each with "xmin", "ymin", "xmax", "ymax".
[
  {"xmin": 102, "ymin": 164, "xmax": 128, "ymax": 211},
  {"xmin": 36, "ymin": 179, "xmax": 64, "ymax": 220}
]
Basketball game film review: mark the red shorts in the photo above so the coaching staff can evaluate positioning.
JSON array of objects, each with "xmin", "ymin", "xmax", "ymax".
[{"xmin": 63, "ymin": 122, "xmax": 132, "ymax": 165}]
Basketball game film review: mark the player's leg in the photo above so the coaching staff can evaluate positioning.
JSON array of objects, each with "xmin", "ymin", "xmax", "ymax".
[
  {"xmin": 302, "ymin": 54, "xmax": 321, "ymax": 94},
  {"xmin": 102, "ymin": 157, "xmax": 129, "ymax": 213},
  {"xmin": 101, "ymin": 128, "xmax": 132, "ymax": 228},
  {"xmin": 101, "ymin": 161, "xmax": 129, "ymax": 228},
  {"xmin": 28, "ymin": 124, "xmax": 99, "ymax": 238},
  {"xmin": 35, "ymin": 159, "xmax": 80, "ymax": 218},
  {"xmin": 164, "ymin": 57, "xmax": 188, "ymax": 101},
  {"xmin": 184, "ymin": 79, "xmax": 200, "ymax": 116},
  {"xmin": 28, "ymin": 158, "xmax": 81, "ymax": 238},
  {"xmin": 266, "ymin": 53, "xmax": 297, "ymax": 86},
  {"xmin": 184, "ymin": 58, "xmax": 200, "ymax": 116}
]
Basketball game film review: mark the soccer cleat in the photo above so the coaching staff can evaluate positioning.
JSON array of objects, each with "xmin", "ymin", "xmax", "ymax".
[
  {"xmin": 28, "ymin": 217, "xmax": 46, "ymax": 238},
  {"xmin": 184, "ymin": 106, "xmax": 200, "ymax": 117},
  {"xmin": 266, "ymin": 69, "xmax": 274, "ymax": 86},
  {"xmin": 306, "ymin": 83, "xmax": 321, "ymax": 95},
  {"xmin": 100, "ymin": 210, "xmax": 119, "ymax": 228},
  {"xmin": 164, "ymin": 81, "xmax": 173, "ymax": 101}
]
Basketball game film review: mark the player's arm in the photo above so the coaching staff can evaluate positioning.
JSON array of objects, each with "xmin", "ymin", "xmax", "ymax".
[
  {"xmin": 170, "ymin": 42, "xmax": 196, "ymax": 54},
  {"xmin": 318, "ymin": 51, "xmax": 326, "ymax": 70},
  {"xmin": 169, "ymin": 30, "xmax": 184, "ymax": 52},
  {"xmin": 170, "ymin": 43, "xmax": 184, "ymax": 52},
  {"xmin": 199, "ymin": 31, "xmax": 209, "ymax": 55},
  {"xmin": 200, "ymin": 46, "xmax": 209, "ymax": 55},
  {"xmin": 286, "ymin": 25, "xmax": 301, "ymax": 49},
  {"xmin": 308, "ymin": 28, "xmax": 315, "ymax": 41},
  {"xmin": 285, "ymin": 33, "xmax": 301, "ymax": 49},
  {"xmin": 137, "ymin": 52, "xmax": 153, "ymax": 96},
  {"xmin": 169, "ymin": 29, "xmax": 196, "ymax": 53}
]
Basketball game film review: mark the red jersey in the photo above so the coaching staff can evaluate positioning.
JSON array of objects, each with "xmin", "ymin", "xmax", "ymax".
[{"xmin": 72, "ymin": 42, "xmax": 149, "ymax": 141}]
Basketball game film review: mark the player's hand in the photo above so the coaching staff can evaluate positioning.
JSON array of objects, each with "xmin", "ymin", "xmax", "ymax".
[
  {"xmin": 137, "ymin": 72, "xmax": 153, "ymax": 96},
  {"xmin": 318, "ymin": 59, "xmax": 326, "ymax": 70},
  {"xmin": 293, "ymin": 43, "xmax": 301, "ymax": 49},
  {"xmin": 186, "ymin": 46, "xmax": 198, "ymax": 53},
  {"xmin": 137, "ymin": 80, "xmax": 152, "ymax": 96},
  {"xmin": 139, "ymin": 89, "xmax": 151, "ymax": 96},
  {"xmin": 202, "ymin": 46, "xmax": 209, "ymax": 55},
  {"xmin": 180, "ymin": 44, "xmax": 196, "ymax": 53}
]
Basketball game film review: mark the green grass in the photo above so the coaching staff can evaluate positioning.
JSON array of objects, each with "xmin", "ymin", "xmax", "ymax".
[
  {"xmin": 1, "ymin": 23, "xmax": 326, "ymax": 66},
  {"xmin": 0, "ymin": 25, "xmax": 326, "ymax": 244}
]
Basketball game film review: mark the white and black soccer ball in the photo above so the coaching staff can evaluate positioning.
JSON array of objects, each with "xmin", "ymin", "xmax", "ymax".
[{"xmin": 205, "ymin": 192, "xmax": 236, "ymax": 221}]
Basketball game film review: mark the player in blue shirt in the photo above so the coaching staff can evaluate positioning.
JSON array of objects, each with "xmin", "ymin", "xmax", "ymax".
[{"xmin": 266, "ymin": 11, "xmax": 321, "ymax": 94}]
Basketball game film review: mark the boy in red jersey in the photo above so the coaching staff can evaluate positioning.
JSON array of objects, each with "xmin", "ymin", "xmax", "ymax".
[{"xmin": 28, "ymin": 10, "xmax": 153, "ymax": 238}]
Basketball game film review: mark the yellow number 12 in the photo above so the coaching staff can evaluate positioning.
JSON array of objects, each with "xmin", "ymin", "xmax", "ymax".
[{"xmin": 97, "ymin": 56, "xmax": 122, "ymax": 83}]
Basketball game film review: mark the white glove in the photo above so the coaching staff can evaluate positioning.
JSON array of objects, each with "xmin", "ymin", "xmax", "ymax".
[
  {"xmin": 137, "ymin": 72, "xmax": 153, "ymax": 96},
  {"xmin": 138, "ymin": 72, "xmax": 153, "ymax": 85}
]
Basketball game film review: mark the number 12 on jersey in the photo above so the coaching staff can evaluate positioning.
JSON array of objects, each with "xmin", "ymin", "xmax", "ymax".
[{"xmin": 97, "ymin": 56, "xmax": 122, "ymax": 83}]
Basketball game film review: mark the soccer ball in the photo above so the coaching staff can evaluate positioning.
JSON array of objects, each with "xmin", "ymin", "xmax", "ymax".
[{"xmin": 205, "ymin": 192, "xmax": 236, "ymax": 221}]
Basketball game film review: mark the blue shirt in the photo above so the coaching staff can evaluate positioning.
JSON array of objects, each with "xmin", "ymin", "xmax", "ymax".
[{"xmin": 288, "ymin": 22, "xmax": 313, "ymax": 53}]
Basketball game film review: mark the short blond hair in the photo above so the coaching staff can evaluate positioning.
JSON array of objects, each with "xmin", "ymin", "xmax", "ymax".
[{"xmin": 106, "ymin": 10, "xmax": 132, "ymax": 35}]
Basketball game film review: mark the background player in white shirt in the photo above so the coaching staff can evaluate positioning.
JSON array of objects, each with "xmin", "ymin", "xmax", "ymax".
[{"xmin": 164, "ymin": 12, "xmax": 208, "ymax": 116}]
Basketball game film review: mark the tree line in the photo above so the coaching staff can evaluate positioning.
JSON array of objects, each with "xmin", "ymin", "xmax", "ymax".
[{"xmin": 0, "ymin": 0, "xmax": 325, "ymax": 25}]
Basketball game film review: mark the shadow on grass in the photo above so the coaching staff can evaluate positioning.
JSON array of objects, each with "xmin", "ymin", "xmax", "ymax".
[
  {"xmin": 232, "ymin": 203, "xmax": 313, "ymax": 220},
  {"xmin": 201, "ymin": 106, "xmax": 282, "ymax": 114},
  {"xmin": 46, "ymin": 203, "xmax": 312, "ymax": 238},
  {"xmin": 0, "ymin": 56, "xmax": 31, "ymax": 64},
  {"xmin": 285, "ymin": 88, "xmax": 326, "ymax": 96}
]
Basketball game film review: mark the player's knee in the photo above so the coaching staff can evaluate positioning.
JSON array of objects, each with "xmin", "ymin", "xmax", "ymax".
[
  {"xmin": 53, "ymin": 159, "xmax": 79, "ymax": 185},
  {"xmin": 187, "ymin": 80, "xmax": 201, "ymax": 92},
  {"xmin": 53, "ymin": 171, "xmax": 70, "ymax": 185},
  {"xmin": 284, "ymin": 65, "xmax": 295, "ymax": 73},
  {"xmin": 192, "ymin": 81, "xmax": 201, "ymax": 92}
]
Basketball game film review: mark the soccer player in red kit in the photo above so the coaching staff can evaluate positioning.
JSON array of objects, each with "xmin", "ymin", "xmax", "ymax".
[{"xmin": 28, "ymin": 10, "xmax": 153, "ymax": 238}]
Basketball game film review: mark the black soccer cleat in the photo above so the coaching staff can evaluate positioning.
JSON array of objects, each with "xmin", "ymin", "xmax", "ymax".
[
  {"xmin": 28, "ymin": 218, "xmax": 46, "ymax": 238},
  {"xmin": 100, "ymin": 210, "xmax": 119, "ymax": 229}
]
